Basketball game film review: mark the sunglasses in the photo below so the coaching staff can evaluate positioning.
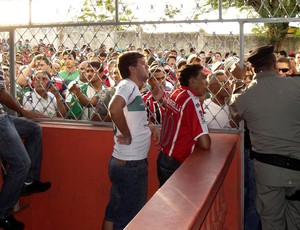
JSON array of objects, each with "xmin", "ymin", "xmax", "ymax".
[{"xmin": 278, "ymin": 68, "xmax": 289, "ymax": 73}]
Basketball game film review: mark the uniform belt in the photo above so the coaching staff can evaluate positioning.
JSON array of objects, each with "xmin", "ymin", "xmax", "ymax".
[{"xmin": 252, "ymin": 150, "xmax": 300, "ymax": 171}]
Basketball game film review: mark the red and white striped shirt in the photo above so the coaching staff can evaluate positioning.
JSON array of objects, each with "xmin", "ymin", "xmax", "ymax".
[{"xmin": 160, "ymin": 86, "xmax": 209, "ymax": 162}]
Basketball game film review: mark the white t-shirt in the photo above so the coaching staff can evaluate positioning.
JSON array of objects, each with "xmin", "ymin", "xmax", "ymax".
[
  {"xmin": 111, "ymin": 79, "xmax": 151, "ymax": 161},
  {"xmin": 23, "ymin": 90, "xmax": 58, "ymax": 117},
  {"xmin": 203, "ymin": 98, "xmax": 232, "ymax": 129},
  {"xmin": 80, "ymin": 84, "xmax": 108, "ymax": 120}
]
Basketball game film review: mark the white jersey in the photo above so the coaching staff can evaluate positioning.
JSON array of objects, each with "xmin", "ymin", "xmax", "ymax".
[
  {"xmin": 23, "ymin": 89, "xmax": 58, "ymax": 117},
  {"xmin": 111, "ymin": 79, "xmax": 151, "ymax": 161},
  {"xmin": 80, "ymin": 84, "xmax": 108, "ymax": 120},
  {"xmin": 203, "ymin": 98, "xmax": 232, "ymax": 129}
]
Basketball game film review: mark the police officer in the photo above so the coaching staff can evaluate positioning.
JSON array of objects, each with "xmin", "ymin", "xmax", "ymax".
[{"xmin": 230, "ymin": 45, "xmax": 300, "ymax": 230}]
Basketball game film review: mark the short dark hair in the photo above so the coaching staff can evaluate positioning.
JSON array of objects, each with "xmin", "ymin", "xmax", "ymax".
[
  {"xmin": 190, "ymin": 47, "xmax": 196, "ymax": 52},
  {"xmin": 143, "ymin": 48, "xmax": 151, "ymax": 55},
  {"xmin": 167, "ymin": 55, "xmax": 176, "ymax": 62},
  {"xmin": 170, "ymin": 49, "xmax": 177, "ymax": 55},
  {"xmin": 88, "ymin": 61, "xmax": 104, "ymax": 73},
  {"xmin": 277, "ymin": 57, "xmax": 291, "ymax": 69},
  {"xmin": 117, "ymin": 51, "xmax": 145, "ymax": 79},
  {"xmin": 207, "ymin": 70, "xmax": 226, "ymax": 83},
  {"xmin": 149, "ymin": 65, "xmax": 163, "ymax": 75},
  {"xmin": 99, "ymin": 52, "xmax": 107, "ymax": 58},
  {"xmin": 279, "ymin": 49, "xmax": 287, "ymax": 57},
  {"xmin": 62, "ymin": 49, "xmax": 76, "ymax": 60},
  {"xmin": 35, "ymin": 54, "xmax": 51, "ymax": 66},
  {"xmin": 179, "ymin": 64, "xmax": 204, "ymax": 87}
]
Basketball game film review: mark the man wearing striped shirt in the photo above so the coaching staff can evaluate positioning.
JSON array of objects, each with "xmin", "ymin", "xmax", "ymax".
[{"xmin": 157, "ymin": 64, "xmax": 211, "ymax": 187}]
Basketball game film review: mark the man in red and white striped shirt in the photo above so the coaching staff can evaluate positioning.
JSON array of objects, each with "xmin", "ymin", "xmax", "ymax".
[
  {"xmin": 157, "ymin": 64, "xmax": 211, "ymax": 187},
  {"xmin": 143, "ymin": 66, "xmax": 170, "ymax": 125}
]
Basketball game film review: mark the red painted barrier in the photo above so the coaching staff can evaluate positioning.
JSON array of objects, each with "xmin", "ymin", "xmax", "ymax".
[
  {"xmin": 125, "ymin": 133, "xmax": 242, "ymax": 230},
  {"xmin": 1, "ymin": 123, "xmax": 241, "ymax": 230},
  {"xmin": 13, "ymin": 122, "xmax": 160, "ymax": 230}
]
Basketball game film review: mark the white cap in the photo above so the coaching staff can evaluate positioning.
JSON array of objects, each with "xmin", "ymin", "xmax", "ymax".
[
  {"xmin": 224, "ymin": 56, "xmax": 239, "ymax": 72},
  {"xmin": 211, "ymin": 61, "xmax": 224, "ymax": 72}
]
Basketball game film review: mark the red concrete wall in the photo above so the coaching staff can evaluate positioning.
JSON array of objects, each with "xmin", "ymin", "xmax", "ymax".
[
  {"xmin": 14, "ymin": 122, "xmax": 160, "ymax": 230},
  {"xmin": 125, "ymin": 133, "xmax": 242, "ymax": 230},
  {"xmin": 3, "ymin": 123, "xmax": 242, "ymax": 230}
]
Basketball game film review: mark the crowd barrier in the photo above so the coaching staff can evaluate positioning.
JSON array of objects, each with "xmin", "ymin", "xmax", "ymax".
[
  {"xmin": 126, "ymin": 132, "xmax": 242, "ymax": 230},
  {"xmin": 0, "ymin": 122, "xmax": 241, "ymax": 229}
]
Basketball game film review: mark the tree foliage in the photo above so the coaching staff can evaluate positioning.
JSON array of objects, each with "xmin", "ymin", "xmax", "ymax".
[
  {"xmin": 161, "ymin": 5, "xmax": 181, "ymax": 21},
  {"xmin": 204, "ymin": 0, "xmax": 300, "ymax": 50},
  {"xmin": 78, "ymin": 0, "xmax": 136, "ymax": 23}
]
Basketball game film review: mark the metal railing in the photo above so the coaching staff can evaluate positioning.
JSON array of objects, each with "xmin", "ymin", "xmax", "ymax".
[{"xmin": 0, "ymin": 0, "xmax": 299, "ymax": 128}]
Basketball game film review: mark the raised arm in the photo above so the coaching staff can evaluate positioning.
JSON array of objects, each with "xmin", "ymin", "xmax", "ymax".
[
  {"xmin": 0, "ymin": 89, "xmax": 45, "ymax": 120},
  {"xmin": 17, "ymin": 58, "xmax": 37, "ymax": 87}
]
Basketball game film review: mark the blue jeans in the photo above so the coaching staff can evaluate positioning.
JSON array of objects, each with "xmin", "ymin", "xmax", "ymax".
[
  {"xmin": 0, "ymin": 115, "xmax": 31, "ymax": 219},
  {"xmin": 105, "ymin": 156, "xmax": 148, "ymax": 230},
  {"xmin": 157, "ymin": 151, "xmax": 182, "ymax": 187},
  {"xmin": 10, "ymin": 116, "xmax": 43, "ymax": 182},
  {"xmin": 244, "ymin": 148, "xmax": 262, "ymax": 230}
]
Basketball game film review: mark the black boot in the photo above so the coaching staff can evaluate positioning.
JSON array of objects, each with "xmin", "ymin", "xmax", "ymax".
[
  {"xmin": 21, "ymin": 181, "xmax": 51, "ymax": 196},
  {"xmin": 0, "ymin": 215, "xmax": 24, "ymax": 230}
]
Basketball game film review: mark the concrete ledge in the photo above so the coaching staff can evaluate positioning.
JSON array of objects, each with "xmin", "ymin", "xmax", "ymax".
[{"xmin": 125, "ymin": 133, "xmax": 242, "ymax": 230}]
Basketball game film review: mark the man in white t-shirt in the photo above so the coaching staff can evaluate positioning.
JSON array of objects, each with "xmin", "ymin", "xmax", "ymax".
[
  {"xmin": 204, "ymin": 70, "xmax": 235, "ymax": 129},
  {"xmin": 103, "ymin": 51, "xmax": 160, "ymax": 230},
  {"xmin": 23, "ymin": 70, "xmax": 66, "ymax": 118}
]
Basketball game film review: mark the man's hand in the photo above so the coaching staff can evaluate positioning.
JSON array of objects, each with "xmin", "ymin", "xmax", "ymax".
[
  {"xmin": 21, "ymin": 109, "xmax": 49, "ymax": 120},
  {"xmin": 48, "ymin": 83, "xmax": 59, "ymax": 95},
  {"xmin": 152, "ymin": 127, "xmax": 160, "ymax": 146},
  {"xmin": 231, "ymin": 62, "xmax": 247, "ymax": 80},
  {"xmin": 151, "ymin": 85, "xmax": 165, "ymax": 104},
  {"xmin": 69, "ymin": 84, "xmax": 81, "ymax": 96},
  {"xmin": 116, "ymin": 134, "xmax": 132, "ymax": 145},
  {"xmin": 149, "ymin": 124, "xmax": 160, "ymax": 147}
]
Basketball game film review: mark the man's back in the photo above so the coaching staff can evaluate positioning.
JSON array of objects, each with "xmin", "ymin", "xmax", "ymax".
[
  {"xmin": 161, "ymin": 86, "xmax": 208, "ymax": 162},
  {"xmin": 232, "ymin": 71, "xmax": 300, "ymax": 156}
]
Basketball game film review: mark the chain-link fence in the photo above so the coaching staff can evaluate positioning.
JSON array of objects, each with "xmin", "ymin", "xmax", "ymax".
[{"xmin": 1, "ymin": 0, "xmax": 300, "ymax": 130}]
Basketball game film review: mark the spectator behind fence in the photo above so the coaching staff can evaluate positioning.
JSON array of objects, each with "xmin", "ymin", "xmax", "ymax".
[
  {"xmin": 295, "ymin": 52, "xmax": 300, "ymax": 73},
  {"xmin": 204, "ymin": 70, "xmax": 234, "ymax": 129},
  {"xmin": 143, "ymin": 48, "xmax": 156, "ymax": 66},
  {"xmin": 212, "ymin": 51, "xmax": 223, "ymax": 63},
  {"xmin": 278, "ymin": 49, "xmax": 287, "ymax": 58},
  {"xmin": 157, "ymin": 64, "xmax": 211, "ymax": 187},
  {"xmin": 186, "ymin": 54, "xmax": 201, "ymax": 65},
  {"xmin": 17, "ymin": 54, "xmax": 51, "ymax": 93},
  {"xmin": 109, "ymin": 67, "xmax": 122, "ymax": 87},
  {"xmin": 67, "ymin": 60, "xmax": 113, "ymax": 121},
  {"xmin": 22, "ymin": 70, "xmax": 67, "ymax": 118},
  {"xmin": 142, "ymin": 66, "xmax": 169, "ymax": 125},
  {"xmin": 64, "ymin": 60, "xmax": 89, "ymax": 103},
  {"xmin": 229, "ymin": 45, "xmax": 300, "ymax": 230},
  {"xmin": 103, "ymin": 51, "xmax": 160, "ymax": 230},
  {"xmin": 0, "ymin": 66, "xmax": 51, "ymax": 230},
  {"xmin": 59, "ymin": 49, "xmax": 79, "ymax": 87},
  {"xmin": 277, "ymin": 57, "xmax": 293, "ymax": 77},
  {"xmin": 199, "ymin": 53, "xmax": 211, "ymax": 75},
  {"xmin": 107, "ymin": 59, "xmax": 117, "ymax": 86}
]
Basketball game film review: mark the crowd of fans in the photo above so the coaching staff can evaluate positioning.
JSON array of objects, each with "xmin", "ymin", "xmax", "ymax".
[
  {"xmin": 1, "ymin": 38, "xmax": 299, "ymax": 126},
  {"xmin": 1, "ymin": 37, "xmax": 300, "ymax": 230}
]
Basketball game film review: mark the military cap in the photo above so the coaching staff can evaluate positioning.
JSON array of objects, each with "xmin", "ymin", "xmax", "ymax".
[{"xmin": 247, "ymin": 45, "xmax": 274, "ymax": 67}]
